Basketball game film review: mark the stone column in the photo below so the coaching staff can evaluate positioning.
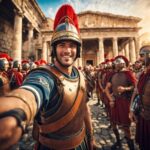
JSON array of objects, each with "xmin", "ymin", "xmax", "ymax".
[
  {"xmin": 129, "ymin": 37, "xmax": 136, "ymax": 63},
  {"xmin": 78, "ymin": 47, "xmax": 83, "ymax": 67},
  {"xmin": 121, "ymin": 48, "xmax": 125, "ymax": 56},
  {"xmin": 47, "ymin": 45, "xmax": 52, "ymax": 63},
  {"xmin": 98, "ymin": 38, "xmax": 104, "ymax": 63},
  {"xmin": 12, "ymin": 10, "xmax": 23, "ymax": 61},
  {"xmin": 112, "ymin": 37, "xmax": 118, "ymax": 57},
  {"xmin": 135, "ymin": 37, "xmax": 140, "ymax": 59},
  {"xmin": 124, "ymin": 43, "xmax": 130, "ymax": 60},
  {"xmin": 27, "ymin": 23, "xmax": 34, "ymax": 57},
  {"xmin": 42, "ymin": 37, "xmax": 48, "ymax": 61}
]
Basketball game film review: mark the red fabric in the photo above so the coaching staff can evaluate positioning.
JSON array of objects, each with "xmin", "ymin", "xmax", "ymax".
[
  {"xmin": 39, "ymin": 59, "xmax": 47, "ymax": 65},
  {"xmin": 22, "ymin": 60, "xmax": 29, "ymax": 64},
  {"xmin": 110, "ymin": 97, "xmax": 131, "ymax": 126},
  {"xmin": 0, "ymin": 52, "xmax": 12, "ymax": 61},
  {"xmin": 124, "ymin": 70, "xmax": 137, "ymax": 86},
  {"xmin": 136, "ymin": 115, "xmax": 150, "ymax": 150},
  {"xmin": 53, "ymin": 4, "xmax": 79, "ymax": 33},
  {"xmin": 137, "ymin": 69, "xmax": 150, "ymax": 94},
  {"xmin": 12, "ymin": 70, "xmax": 23, "ymax": 86}
]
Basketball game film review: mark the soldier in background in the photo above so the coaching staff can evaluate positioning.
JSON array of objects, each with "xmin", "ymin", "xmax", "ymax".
[
  {"xmin": 0, "ymin": 53, "xmax": 10, "ymax": 96},
  {"xmin": 9, "ymin": 60, "xmax": 23, "ymax": 90},
  {"xmin": 105, "ymin": 55, "xmax": 136, "ymax": 150},
  {"xmin": 129, "ymin": 33, "xmax": 150, "ymax": 150}
]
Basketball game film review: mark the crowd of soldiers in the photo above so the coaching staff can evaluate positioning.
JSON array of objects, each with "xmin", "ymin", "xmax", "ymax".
[
  {"xmin": 0, "ymin": 54, "xmax": 47, "ymax": 96},
  {"xmin": 0, "ymin": 40, "xmax": 150, "ymax": 150},
  {"xmin": 0, "ymin": 38, "xmax": 150, "ymax": 150},
  {"xmin": 0, "ymin": 3, "xmax": 150, "ymax": 150},
  {"xmin": 81, "ymin": 35, "xmax": 150, "ymax": 150}
]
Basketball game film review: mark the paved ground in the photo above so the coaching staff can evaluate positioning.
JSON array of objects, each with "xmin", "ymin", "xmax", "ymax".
[
  {"xmin": 88, "ymin": 93, "xmax": 139, "ymax": 150},
  {"xmin": 12, "ymin": 93, "xmax": 139, "ymax": 150}
]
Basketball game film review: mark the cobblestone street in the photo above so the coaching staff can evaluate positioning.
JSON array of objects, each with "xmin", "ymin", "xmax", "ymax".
[
  {"xmin": 88, "ymin": 93, "xmax": 139, "ymax": 150},
  {"xmin": 12, "ymin": 93, "xmax": 139, "ymax": 150}
]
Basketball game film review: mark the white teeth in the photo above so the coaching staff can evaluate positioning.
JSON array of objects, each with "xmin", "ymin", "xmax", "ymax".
[{"xmin": 63, "ymin": 56, "xmax": 71, "ymax": 58}]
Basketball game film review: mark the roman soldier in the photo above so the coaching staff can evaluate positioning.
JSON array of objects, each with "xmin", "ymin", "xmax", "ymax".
[
  {"xmin": 9, "ymin": 60, "xmax": 23, "ymax": 90},
  {"xmin": 130, "ymin": 32, "xmax": 150, "ymax": 150},
  {"xmin": 105, "ymin": 55, "xmax": 136, "ymax": 150},
  {"xmin": 21, "ymin": 60, "xmax": 30, "ymax": 79},
  {"xmin": 0, "ymin": 4, "xmax": 98, "ymax": 150},
  {"xmin": 0, "ymin": 53, "xmax": 10, "ymax": 96}
]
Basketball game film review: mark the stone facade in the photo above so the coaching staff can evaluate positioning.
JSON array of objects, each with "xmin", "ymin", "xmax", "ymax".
[
  {"xmin": 0, "ymin": 17, "xmax": 14, "ymax": 55},
  {"xmin": 43, "ymin": 11, "xmax": 141, "ymax": 66},
  {"xmin": 0, "ymin": 0, "xmax": 142, "ymax": 66}
]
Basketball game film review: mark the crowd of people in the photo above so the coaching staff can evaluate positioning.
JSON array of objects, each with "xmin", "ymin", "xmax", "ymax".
[
  {"xmin": 80, "ymin": 32, "xmax": 150, "ymax": 150},
  {"xmin": 0, "ymin": 55, "xmax": 47, "ymax": 95},
  {"xmin": 0, "ymin": 3, "xmax": 150, "ymax": 150}
]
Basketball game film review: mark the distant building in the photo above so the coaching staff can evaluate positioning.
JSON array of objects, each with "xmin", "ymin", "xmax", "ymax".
[{"xmin": 0, "ymin": 0, "xmax": 143, "ymax": 66}]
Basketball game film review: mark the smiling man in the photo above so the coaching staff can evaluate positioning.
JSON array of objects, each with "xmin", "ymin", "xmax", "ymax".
[{"xmin": 0, "ymin": 4, "xmax": 98, "ymax": 150}]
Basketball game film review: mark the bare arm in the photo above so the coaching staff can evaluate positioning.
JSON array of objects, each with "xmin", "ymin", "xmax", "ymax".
[
  {"xmin": 0, "ymin": 88, "xmax": 37, "ymax": 149},
  {"xmin": 84, "ymin": 104, "xmax": 94, "ymax": 150},
  {"xmin": 105, "ymin": 82, "xmax": 115, "ymax": 108}
]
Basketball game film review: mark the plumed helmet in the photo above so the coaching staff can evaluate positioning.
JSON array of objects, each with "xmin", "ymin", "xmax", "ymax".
[
  {"xmin": 51, "ymin": 4, "xmax": 81, "ymax": 58},
  {"xmin": 0, "ymin": 53, "xmax": 9, "ymax": 71},
  {"xmin": 114, "ymin": 55, "xmax": 129, "ymax": 67},
  {"xmin": 13, "ymin": 60, "xmax": 21, "ymax": 69},
  {"xmin": 22, "ymin": 60, "xmax": 30, "ymax": 71}
]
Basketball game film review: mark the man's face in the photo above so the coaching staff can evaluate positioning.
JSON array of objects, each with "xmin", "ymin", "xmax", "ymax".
[
  {"xmin": 139, "ymin": 46, "xmax": 150, "ymax": 65},
  {"xmin": 56, "ymin": 40, "xmax": 77, "ymax": 67}
]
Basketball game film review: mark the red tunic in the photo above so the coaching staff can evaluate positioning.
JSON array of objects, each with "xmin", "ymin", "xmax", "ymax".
[
  {"xmin": 136, "ymin": 69, "xmax": 150, "ymax": 150},
  {"xmin": 110, "ymin": 70, "xmax": 136, "ymax": 126}
]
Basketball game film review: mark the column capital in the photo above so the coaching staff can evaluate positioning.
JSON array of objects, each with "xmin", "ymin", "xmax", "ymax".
[
  {"xmin": 27, "ymin": 23, "xmax": 34, "ymax": 30},
  {"xmin": 129, "ymin": 37, "xmax": 134, "ymax": 41},
  {"xmin": 112, "ymin": 37, "xmax": 118, "ymax": 40},
  {"xmin": 98, "ymin": 37, "xmax": 104, "ymax": 41},
  {"xmin": 14, "ymin": 9, "xmax": 24, "ymax": 17}
]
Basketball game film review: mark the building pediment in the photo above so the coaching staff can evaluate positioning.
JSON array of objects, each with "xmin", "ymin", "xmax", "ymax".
[{"xmin": 78, "ymin": 11, "xmax": 141, "ymax": 29}]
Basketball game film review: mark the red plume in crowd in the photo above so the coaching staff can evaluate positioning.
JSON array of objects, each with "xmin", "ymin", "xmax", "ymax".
[
  {"xmin": 0, "ymin": 52, "xmax": 12, "ymax": 61},
  {"xmin": 22, "ymin": 60, "xmax": 29, "ymax": 64}
]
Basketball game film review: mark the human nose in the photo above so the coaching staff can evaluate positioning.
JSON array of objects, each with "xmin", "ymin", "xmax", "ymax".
[{"xmin": 64, "ymin": 46, "xmax": 71, "ymax": 54}]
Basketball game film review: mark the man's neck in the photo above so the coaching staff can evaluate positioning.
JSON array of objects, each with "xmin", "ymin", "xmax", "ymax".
[{"xmin": 54, "ymin": 61, "xmax": 72, "ymax": 75}]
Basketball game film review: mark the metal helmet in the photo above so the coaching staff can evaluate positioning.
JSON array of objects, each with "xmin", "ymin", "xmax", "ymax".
[
  {"xmin": 0, "ymin": 53, "xmax": 10, "ymax": 71},
  {"xmin": 114, "ymin": 55, "xmax": 129, "ymax": 67},
  {"xmin": 22, "ymin": 60, "xmax": 30, "ymax": 71},
  {"xmin": 0, "ymin": 58, "xmax": 9, "ymax": 71},
  {"xmin": 13, "ymin": 60, "xmax": 21, "ymax": 69},
  {"xmin": 51, "ymin": 4, "xmax": 81, "ymax": 58},
  {"xmin": 139, "ymin": 32, "xmax": 150, "ymax": 66}
]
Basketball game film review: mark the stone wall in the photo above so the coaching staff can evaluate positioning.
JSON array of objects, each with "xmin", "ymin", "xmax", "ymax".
[{"xmin": 0, "ymin": 17, "xmax": 14, "ymax": 55}]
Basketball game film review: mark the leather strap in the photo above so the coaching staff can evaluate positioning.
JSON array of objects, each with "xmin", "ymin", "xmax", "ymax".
[
  {"xmin": 39, "ymin": 127, "xmax": 85, "ymax": 149},
  {"xmin": 38, "ymin": 87, "xmax": 84, "ymax": 133}
]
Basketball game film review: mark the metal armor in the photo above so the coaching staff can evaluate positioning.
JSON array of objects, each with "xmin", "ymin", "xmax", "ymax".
[{"xmin": 33, "ymin": 66, "xmax": 86, "ymax": 149}]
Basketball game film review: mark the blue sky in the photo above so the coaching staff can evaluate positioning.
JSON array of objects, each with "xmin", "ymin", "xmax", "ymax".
[{"xmin": 37, "ymin": 0, "xmax": 150, "ymax": 34}]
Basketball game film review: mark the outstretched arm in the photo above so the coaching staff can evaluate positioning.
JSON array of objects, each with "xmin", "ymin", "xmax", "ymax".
[{"xmin": 0, "ymin": 88, "xmax": 37, "ymax": 149}]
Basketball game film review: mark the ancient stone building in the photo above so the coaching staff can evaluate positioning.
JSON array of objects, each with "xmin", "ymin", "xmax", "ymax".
[
  {"xmin": 42, "ymin": 11, "xmax": 142, "ymax": 67},
  {"xmin": 0, "ymin": 0, "xmax": 46, "ymax": 61},
  {"xmin": 0, "ymin": 0, "xmax": 142, "ymax": 67}
]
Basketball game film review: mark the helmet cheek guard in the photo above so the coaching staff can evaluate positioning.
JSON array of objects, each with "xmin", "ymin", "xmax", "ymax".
[{"xmin": 51, "ymin": 4, "xmax": 81, "ymax": 59}]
